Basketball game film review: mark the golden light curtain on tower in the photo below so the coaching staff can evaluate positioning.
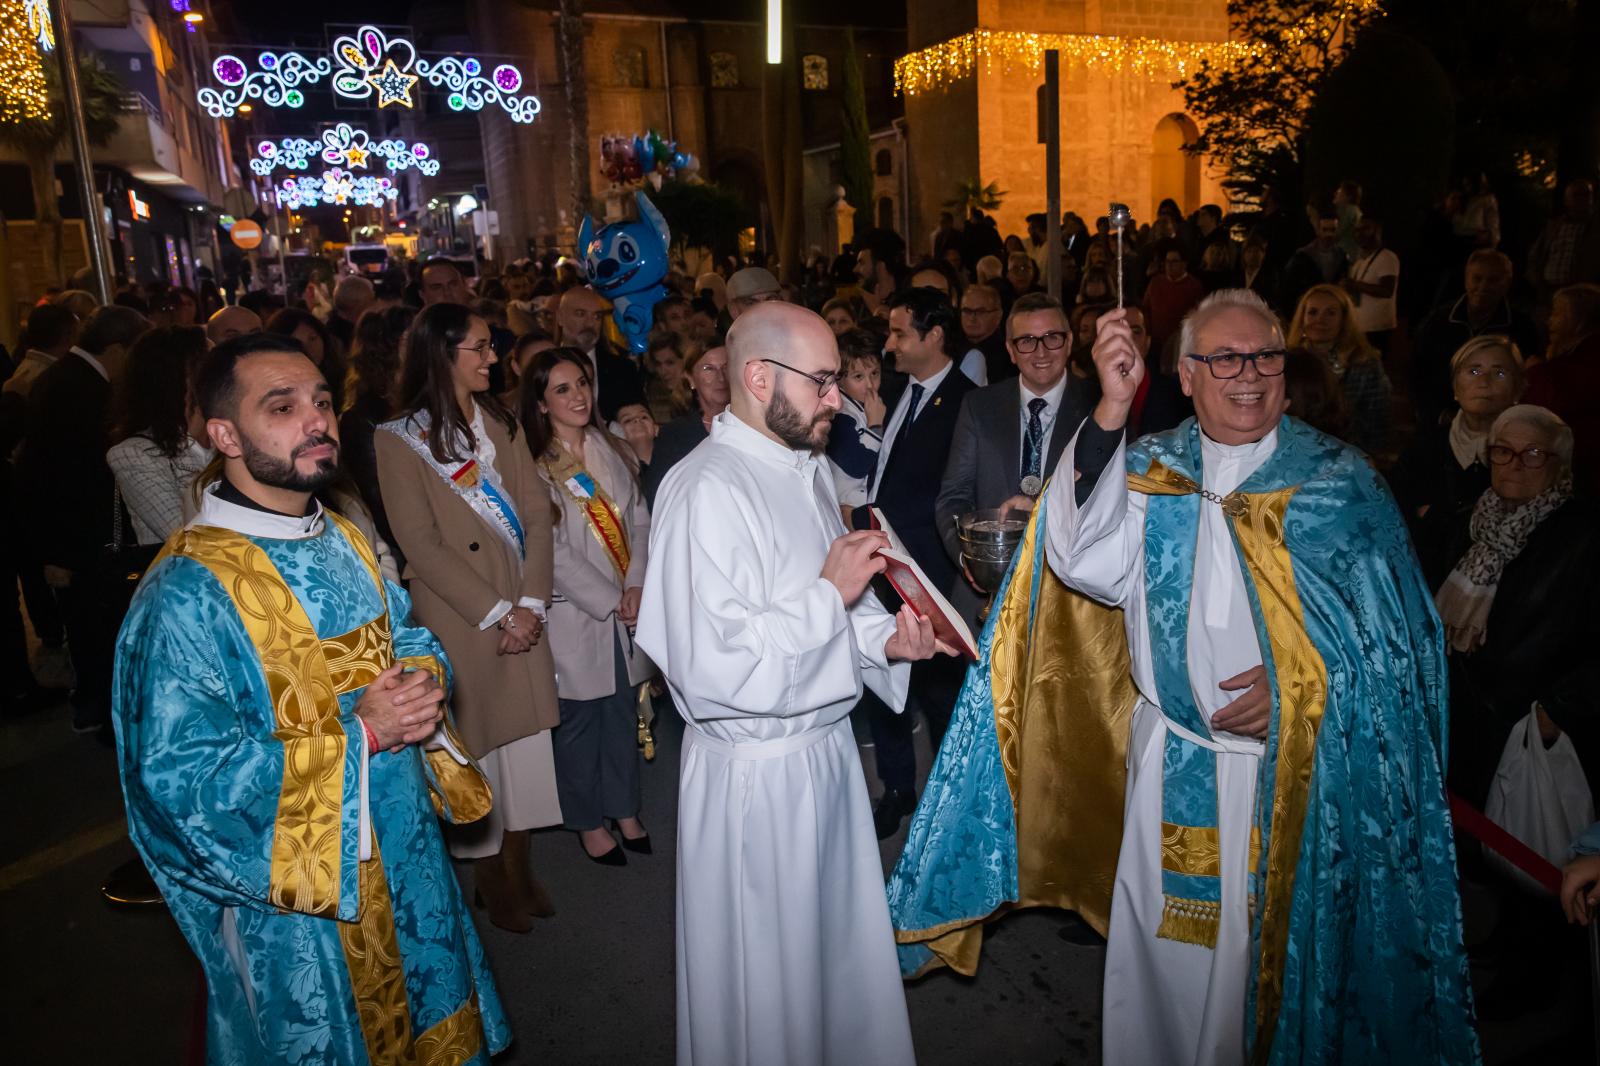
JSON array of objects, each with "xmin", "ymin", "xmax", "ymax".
[
  {"xmin": 0, "ymin": 0, "xmax": 52, "ymax": 123},
  {"xmin": 893, "ymin": 1, "xmax": 1383, "ymax": 96}
]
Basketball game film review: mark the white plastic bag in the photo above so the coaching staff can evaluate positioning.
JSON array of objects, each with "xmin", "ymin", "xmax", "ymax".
[{"xmin": 1484, "ymin": 707, "xmax": 1595, "ymax": 894}]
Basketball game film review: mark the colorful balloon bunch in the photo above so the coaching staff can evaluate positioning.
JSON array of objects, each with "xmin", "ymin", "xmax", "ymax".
[{"xmin": 600, "ymin": 130, "xmax": 700, "ymax": 189}]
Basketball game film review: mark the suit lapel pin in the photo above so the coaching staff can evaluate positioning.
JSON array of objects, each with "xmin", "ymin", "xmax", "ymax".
[{"xmin": 934, "ymin": 397, "xmax": 942, "ymax": 407}]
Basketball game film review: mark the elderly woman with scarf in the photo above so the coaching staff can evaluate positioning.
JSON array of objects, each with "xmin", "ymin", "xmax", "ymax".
[
  {"xmin": 1390, "ymin": 335, "xmax": 1525, "ymax": 587},
  {"xmin": 1436, "ymin": 405, "xmax": 1599, "ymax": 811}
]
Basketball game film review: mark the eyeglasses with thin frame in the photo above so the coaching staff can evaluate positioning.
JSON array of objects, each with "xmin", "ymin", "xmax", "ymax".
[
  {"xmin": 760, "ymin": 357, "xmax": 842, "ymax": 397},
  {"xmin": 961, "ymin": 304, "xmax": 1001, "ymax": 318},
  {"xmin": 1487, "ymin": 444, "xmax": 1553, "ymax": 469},
  {"xmin": 456, "ymin": 340, "xmax": 493, "ymax": 356},
  {"xmin": 1186, "ymin": 348, "xmax": 1287, "ymax": 379},
  {"xmin": 1012, "ymin": 330, "xmax": 1069, "ymax": 354}
]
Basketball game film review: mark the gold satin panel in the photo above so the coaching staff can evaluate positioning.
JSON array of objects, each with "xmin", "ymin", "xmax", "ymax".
[
  {"xmin": 396, "ymin": 653, "xmax": 495, "ymax": 825},
  {"xmin": 323, "ymin": 614, "xmax": 394, "ymax": 694},
  {"xmin": 907, "ymin": 495, "xmax": 1139, "ymax": 975},
  {"xmin": 1161, "ymin": 823, "xmax": 1263, "ymax": 878},
  {"xmin": 163, "ymin": 527, "xmax": 350, "ymax": 918},
  {"xmin": 338, "ymin": 840, "xmax": 416, "ymax": 1062},
  {"xmin": 1230, "ymin": 487, "xmax": 1327, "ymax": 1059},
  {"xmin": 413, "ymin": 994, "xmax": 485, "ymax": 1065}
]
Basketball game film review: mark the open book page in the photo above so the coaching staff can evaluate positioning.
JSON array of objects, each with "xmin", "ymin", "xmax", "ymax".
[{"xmin": 869, "ymin": 507, "xmax": 978, "ymax": 660}]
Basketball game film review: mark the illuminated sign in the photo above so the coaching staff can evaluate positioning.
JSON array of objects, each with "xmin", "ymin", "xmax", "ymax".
[{"xmin": 127, "ymin": 190, "xmax": 151, "ymax": 221}]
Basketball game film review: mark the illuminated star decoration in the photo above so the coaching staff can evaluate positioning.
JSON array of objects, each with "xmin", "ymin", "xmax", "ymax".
[
  {"xmin": 343, "ymin": 143, "xmax": 370, "ymax": 168},
  {"xmin": 366, "ymin": 59, "xmax": 419, "ymax": 109}
]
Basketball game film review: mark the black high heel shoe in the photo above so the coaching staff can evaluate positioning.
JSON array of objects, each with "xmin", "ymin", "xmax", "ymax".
[
  {"xmin": 580, "ymin": 832, "xmax": 627, "ymax": 866},
  {"xmin": 608, "ymin": 817, "xmax": 652, "ymax": 855}
]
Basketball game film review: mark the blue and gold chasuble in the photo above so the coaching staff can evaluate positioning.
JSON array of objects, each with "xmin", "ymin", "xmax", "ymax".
[
  {"xmin": 888, "ymin": 417, "xmax": 1478, "ymax": 1064},
  {"xmin": 112, "ymin": 507, "xmax": 509, "ymax": 1065}
]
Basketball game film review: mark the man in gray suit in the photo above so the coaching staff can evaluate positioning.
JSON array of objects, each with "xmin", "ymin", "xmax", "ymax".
[{"xmin": 936, "ymin": 292, "xmax": 1094, "ymax": 595}]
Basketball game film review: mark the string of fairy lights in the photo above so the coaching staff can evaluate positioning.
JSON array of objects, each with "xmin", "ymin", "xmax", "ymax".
[
  {"xmin": 0, "ymin": 0, "xmax": 53, "ymax": 124},
  {"xmin": 892, "ymin": 1, "xmax": 1383, "ymax": 96}
]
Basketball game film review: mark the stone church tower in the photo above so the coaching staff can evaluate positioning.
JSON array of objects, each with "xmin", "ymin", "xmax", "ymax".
[{"xmin": 903, "ymin": 0, "xmax": 1232, "ymax": 253}]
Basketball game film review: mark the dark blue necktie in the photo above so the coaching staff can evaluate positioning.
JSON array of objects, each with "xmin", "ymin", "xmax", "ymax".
[
  {"xmin": 889, "ymin": 382, "xmax": 925, "ymax": 459},
  {"xmin": 1021, "ymin": 396, "xmax": 1048, "ymax": 482}
]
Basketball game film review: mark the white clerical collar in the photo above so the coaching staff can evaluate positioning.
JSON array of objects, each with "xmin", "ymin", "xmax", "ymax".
[
  {"xmin": 71, "ymin": 346, "xmax": 108, "ymax": 381},
  {"xmin": 710, "ymin": 410, "xmax": 817, "ymax": 471},
  {"xmin": 1200, "ymin": 425, "xmax": 1279, "ymax": 463},
  {"xmin": 192, "ymin": 480, "xmax": 325, "ymax": 540},
  {"xmin": 1020, "ymin": 373, "xmax": 1069, "ymax": 412}
]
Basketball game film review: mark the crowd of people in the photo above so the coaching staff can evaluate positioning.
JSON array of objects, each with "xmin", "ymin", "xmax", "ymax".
[{"xmin": 1, "ymin": 170, "xmax": 1598, "ymax": 1063}]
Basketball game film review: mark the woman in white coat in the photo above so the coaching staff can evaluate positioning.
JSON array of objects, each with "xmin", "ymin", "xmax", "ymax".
[{"xmin": 520, "ymin": 347, "xmax": 654, "ymax": 865}]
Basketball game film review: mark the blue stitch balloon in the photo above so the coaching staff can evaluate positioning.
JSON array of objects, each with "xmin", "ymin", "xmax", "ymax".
[{"xmin": 577, "ymin": 189, "xmax": 672, "ymax": 354}]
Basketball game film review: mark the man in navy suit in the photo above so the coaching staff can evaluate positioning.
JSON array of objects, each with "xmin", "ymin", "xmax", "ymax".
[
  {"xmin": 850, "ymin": 287, "xmax": 976, "ymax": 836},
  {"xmin": 936, "ymin": 293, "xmax": 1093, "ymax": 590}
]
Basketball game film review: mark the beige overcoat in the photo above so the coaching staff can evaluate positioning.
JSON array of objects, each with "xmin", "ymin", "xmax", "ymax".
[{"xmin": 375, "ymin": 412, "xmax": 560, "ymax": 758}]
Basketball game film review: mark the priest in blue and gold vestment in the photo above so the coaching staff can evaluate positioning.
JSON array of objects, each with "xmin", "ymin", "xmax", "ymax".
[
  {"xmin": 112, "ymin": 334, "xmax": 509, "ymax": 1065},
  {"xmin": 890, "ymin": 293, "xmax": 1479, "ymax": 1065}
]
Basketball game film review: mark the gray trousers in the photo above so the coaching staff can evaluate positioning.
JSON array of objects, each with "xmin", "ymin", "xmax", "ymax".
[{"xmin": 552, "ymin": 632, "xmax": 641, "ymax": 831}]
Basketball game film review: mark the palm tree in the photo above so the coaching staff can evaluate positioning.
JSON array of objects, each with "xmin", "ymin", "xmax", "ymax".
[
  {"xmin": 0, "ymin": 52, "xmax": 124, "ymax": 285},
  {"xmin": 944, "ymin": 178, "xmax": 1006, "ymax": 217}
]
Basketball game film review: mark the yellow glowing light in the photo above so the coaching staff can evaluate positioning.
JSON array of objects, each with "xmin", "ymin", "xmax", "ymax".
[
  {"xmin": 182, "ymin": 11, "xmax": 203, "ymax": 23},
  {"xmin": 237, "ymin": 102, "xmax": 253, "ymax": 113},
  {"xmin": 0, "ymin": 1, "xmax": 51, "ymax": 124},
  {"xmin": 893, "ymin": 2, "xmax": 1382, "ymax": 96}
]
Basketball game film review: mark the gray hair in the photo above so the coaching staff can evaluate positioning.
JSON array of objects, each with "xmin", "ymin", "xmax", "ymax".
[
  {"xmin": 1490, "ymin": 404, "xmax": 1574, "ymax": 470},
  {"xmin": 1177, "ymin": 288, "xmax": 1283, "ymax": 361},
  {"xmin": 333, "ymin": 274, "xmax": 375, "ymax": 314}
]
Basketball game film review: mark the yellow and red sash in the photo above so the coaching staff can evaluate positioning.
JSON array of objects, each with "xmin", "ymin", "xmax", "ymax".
[{"xmin": 542, "ymin": 446, "xmax": 631, "ymax": 581}]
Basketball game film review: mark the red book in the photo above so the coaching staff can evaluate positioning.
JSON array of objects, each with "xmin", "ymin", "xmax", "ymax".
[{"xmin": 869, "ymin": 507, "xmax": 978, "ymax": 660}]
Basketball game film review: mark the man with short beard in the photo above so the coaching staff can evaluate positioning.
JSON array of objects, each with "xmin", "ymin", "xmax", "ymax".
[
  {"xmin": 111, "ymin": 334, "xmax": 511, "ymax": 1063},
  {"xmin": 636, "ymin": 301, "xmax": 952, "ymax": 1066}
]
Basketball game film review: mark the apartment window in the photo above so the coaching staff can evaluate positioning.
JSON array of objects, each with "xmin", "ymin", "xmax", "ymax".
[
  {"xmin": 710, "ymin": 52, "xmax": 739, "ymax": 89},
  {"xmin": 613, "ymin": 46, "xmax": 647, "ymax": 88},
  {"xmin": 802, "ymin": 54, "xmax": 829, "ymax": 91}
]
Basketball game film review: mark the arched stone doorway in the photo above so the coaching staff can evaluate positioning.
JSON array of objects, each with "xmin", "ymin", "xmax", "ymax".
[{"xmin": 1151, "ymin": 113, "xmax": 1201, "ymax": 218}]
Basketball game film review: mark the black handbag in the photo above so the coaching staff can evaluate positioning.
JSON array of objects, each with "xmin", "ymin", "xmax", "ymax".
[{"xmin": 97, "ymin": 484, "xmax": 161, "ymax": 614}]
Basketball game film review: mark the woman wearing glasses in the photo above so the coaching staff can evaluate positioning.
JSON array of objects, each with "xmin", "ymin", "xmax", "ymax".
[
  {"xmin": 1435, "ymin": 404, "xmax": 1597, "ymax": 1025},
  {"xmin": 1388, "ymin": 336, "xmax": 1525, "ymax": 587},
  {"xmin": 375, "ymin": 304, "xmax": 562, "ymax": 934},
  {"xmin": 1436, "ymin": 404, "xmax": 1596, "ymax": 807}
]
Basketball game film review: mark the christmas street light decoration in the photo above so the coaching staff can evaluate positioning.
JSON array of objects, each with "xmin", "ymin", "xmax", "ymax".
[
  {"xmin": 892, "ymin": 2, "xmax": 1383, "ymax": 96},
  {"xmin": 275, "ymin": 168, "xmax": 398, "ymax": 210},
  {"xmin": 198, "ymin": 50, "xmax": 331, "ymax": 118},
  {"xmin": 1, "ymin": 1, "xmax": 51, "ymax": 122},
  {"xmin": 23, "ymin": 0, "xmax": 52, "ymax": 52},
  {"xmin": 251, "ymin": 126, "xmax": 440, "ymax": 177}
]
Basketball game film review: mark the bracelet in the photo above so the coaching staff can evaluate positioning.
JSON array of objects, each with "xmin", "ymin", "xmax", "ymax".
[{"xmin": 361, "ymin": 718, "xmax": 379, "ymax": 757}]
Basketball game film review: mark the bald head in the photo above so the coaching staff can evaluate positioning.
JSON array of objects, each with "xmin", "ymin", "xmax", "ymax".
[
  {"xmin": 207, "ymin": 305, "xmax": 262, "ymax": 346},
  {"xmin": 556, "ymin": 286, "xmax": 607, "ymax": 351},
  {"xmin": 726, "ymin": 302, "xmax": 841, "ymax": 452}
]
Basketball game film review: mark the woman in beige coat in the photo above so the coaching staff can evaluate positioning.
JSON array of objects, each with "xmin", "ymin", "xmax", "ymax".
[
  {"xmin": 520, "ymin": 348, "xmax": 654, "ymax": 865},
  {"xmin": 375, "ymin": 303, "xmax": 561, "ymax": 933}
]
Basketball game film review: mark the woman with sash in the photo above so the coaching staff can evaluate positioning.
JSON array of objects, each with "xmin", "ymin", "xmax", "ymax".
[
  {"xmin": 375, "ymin": 304, "xmax": 562, "ymax": 933},
  {"xmin": 519, "ymin": 348, "xmax": 654, "ymax": 865}
]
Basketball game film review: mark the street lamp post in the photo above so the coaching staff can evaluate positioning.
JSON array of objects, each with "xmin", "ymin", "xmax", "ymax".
[{"xmin": 47, "ymin": 0, "xmax": 114, "ymax": 304}]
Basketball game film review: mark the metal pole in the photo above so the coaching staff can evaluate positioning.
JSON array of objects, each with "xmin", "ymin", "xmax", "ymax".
[
  {"xmin": 48, "ymin": 0, "xmax": 114, "ymax": 304},
  {"xmin": 274, "ymin": 203, "xmax": 287, "ymax": 297},
  {"xmin": 1043, "ymin": 50, "xmax": 1061, "ymax": 303}
]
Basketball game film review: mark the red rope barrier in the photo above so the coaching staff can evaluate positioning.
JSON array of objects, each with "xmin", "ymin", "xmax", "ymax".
[{"xmin": 1448, "ymin": 791, "xmax": 1563, "ymax": 896}]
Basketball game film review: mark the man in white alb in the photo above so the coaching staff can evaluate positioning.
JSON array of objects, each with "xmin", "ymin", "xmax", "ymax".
[{"xmin": 637, "ymin": 301, "xmax": 953, "ymax": 1066}]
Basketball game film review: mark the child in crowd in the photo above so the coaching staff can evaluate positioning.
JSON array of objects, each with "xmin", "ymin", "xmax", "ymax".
[{"xmin": 825, "ymin": 328, "xmax": 887, "ymax": 521}]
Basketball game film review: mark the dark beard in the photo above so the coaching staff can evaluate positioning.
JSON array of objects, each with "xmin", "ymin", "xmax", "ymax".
[
  {"xmin": 240, "ymin": 430, "xmax": 340, "ymax": 492},
  {"xmin": 765, "ymin": 386, "xmax": 830, "ymax": 453}
]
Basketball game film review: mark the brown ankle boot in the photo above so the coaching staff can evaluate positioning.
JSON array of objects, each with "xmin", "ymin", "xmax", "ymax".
[
  {"xmin": 502, "ymin": 829, "xmax": 556, "ymax": 918},
  {"xmin": 474, "ymin": 853, "xmax": 532, "ymax": 934}
]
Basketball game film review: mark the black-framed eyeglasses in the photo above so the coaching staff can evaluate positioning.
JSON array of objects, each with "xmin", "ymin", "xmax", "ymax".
[
  {"xmin": 761, "ymin": 358, "xmax": 842, "ymax": 397},
  {"xmin": 960, "ymin": 305, "xmax": 1001, "ymax": 318},
  {"xmin": 1012, "ymin": 330, "xmax": 1068, "ymax": 354},
  {"xmin": 1487, "ymin": 444, "xmax": 1553, "ymax": 469},
  {"xmin": 1186, "ymin": 348, "xmax": 1287, "ymax": 379}
]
